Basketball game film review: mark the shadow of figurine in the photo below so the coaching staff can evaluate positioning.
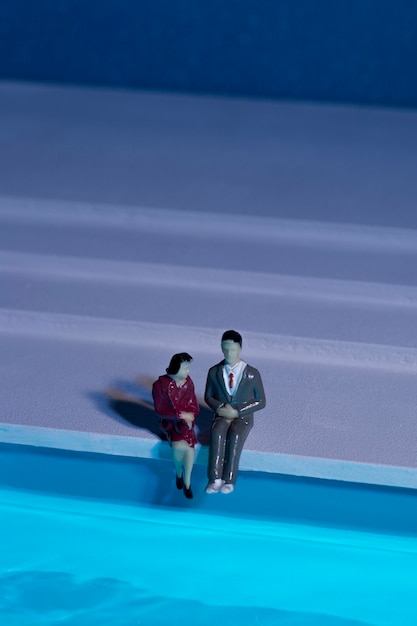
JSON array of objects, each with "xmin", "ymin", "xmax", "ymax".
[
  {"xmin": 104, "ymin": 374, "xmax": 213, "ymax": 446},
  {"xmin": 88, "ymin": 377, "xmax": 213, "ymax": 507},
  {"xmin": 105, "ymin": 375, "xmax": 164, "ymax": 439}
]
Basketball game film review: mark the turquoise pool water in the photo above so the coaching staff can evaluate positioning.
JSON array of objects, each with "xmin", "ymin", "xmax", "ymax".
[{"xmin": 1, "ymin": 444, "xmax": 417, "ymax": 625}]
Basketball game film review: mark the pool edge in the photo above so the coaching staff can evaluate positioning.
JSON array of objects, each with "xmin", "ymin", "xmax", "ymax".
[{"xmin": 1, "ymin": 422, "xmax": 416, "ymax": 490}]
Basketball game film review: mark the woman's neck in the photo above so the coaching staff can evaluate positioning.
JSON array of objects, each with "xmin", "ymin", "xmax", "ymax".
[{"xmin": 170, "ymin": 374, "xmax": 186, "ymax": 387}]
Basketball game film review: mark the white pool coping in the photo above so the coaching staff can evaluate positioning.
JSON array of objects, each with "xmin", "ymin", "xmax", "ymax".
[{"xmin": 1, "ymin": 423, "xmax": 416, "ymax": 491}]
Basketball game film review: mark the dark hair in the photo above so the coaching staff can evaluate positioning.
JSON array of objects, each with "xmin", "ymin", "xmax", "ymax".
[
  {"xmin": 221, "ymin": 330, "xmax": 242, "ymax": 347},
  {"xmin": 166, "ymin": 352, "xmax": 193, "ymax": 375}
]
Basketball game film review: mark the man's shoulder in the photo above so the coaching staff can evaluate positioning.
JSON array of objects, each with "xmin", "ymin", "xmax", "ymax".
[
  {"xmin": 243, "ymin": 363, "xmax": 262, "ymax": 378},
  {"xmin": 208, "ymin": 360, "xmax": 225, "ymax": 374}
]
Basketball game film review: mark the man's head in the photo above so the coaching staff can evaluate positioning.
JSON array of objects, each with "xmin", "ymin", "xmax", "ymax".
[{"xmin": 221, "ymin": 330, "xmax": 242, "ymax": 366}]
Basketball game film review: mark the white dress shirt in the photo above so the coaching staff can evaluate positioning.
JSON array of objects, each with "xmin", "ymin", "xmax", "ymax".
[{"xmin": 223, "ymin": 360, "xmax": 247, "ymax": 397}]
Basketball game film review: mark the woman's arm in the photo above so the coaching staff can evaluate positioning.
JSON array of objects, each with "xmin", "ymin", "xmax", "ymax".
[{"xmin": 152, "ymin": 380, "xmax": 177, "ymax": 419}]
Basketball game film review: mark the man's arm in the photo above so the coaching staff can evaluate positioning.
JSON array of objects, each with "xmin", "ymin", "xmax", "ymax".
[
  {"xmin": 204, "ymin": 367, "xmax": 225, "ymax": 413},
  {"xmin": 234, "ymin": 368, "xmax": 266, "ymax": 418}
]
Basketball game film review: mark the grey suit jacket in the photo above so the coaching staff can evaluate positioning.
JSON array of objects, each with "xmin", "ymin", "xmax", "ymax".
[{"xmin": 204, "ymin": 360, "xmax": 266, "ymax": 421}]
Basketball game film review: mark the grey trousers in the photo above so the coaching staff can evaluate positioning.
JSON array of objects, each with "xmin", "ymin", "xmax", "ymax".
[{"xmin": 208, "ymin": 414, "xmax": 253, "ymax": 485}]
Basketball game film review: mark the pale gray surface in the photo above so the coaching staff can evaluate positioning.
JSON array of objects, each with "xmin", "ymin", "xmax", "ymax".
[
  {"xmin": 1, "ymin": 82, "xmax": 417, "ymax": 487},
  {"xmin": 1, "ymin": 81, "xmax": 417, "ymax": 227},
  {"xmin": 1, "ymin": 326, "xmax": 417, "ymax": 467}
]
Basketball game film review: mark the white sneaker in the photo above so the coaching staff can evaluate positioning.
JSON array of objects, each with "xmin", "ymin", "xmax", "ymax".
[
  {"xmin": 205, "ymin": 479, "xmax": 224, "ymax": 494},
  {"xmin": 220, "ymin": 484, "xmax": 234, "ymax": 494}
]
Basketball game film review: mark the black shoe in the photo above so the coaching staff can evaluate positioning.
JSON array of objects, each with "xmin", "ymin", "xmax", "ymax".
[
  {"xmin": 183, "ymin": 484, "xmax": 193, "ymax": 499},
  {"xmin": 176, "ymin": 475, "xmax": 184, "ymax": 490}
]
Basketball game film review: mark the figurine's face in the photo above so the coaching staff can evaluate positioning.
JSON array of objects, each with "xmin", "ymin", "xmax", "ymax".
[
  {"xmin": 221, "ymin": 340, "xmax": 242, "ymax": 366},
  {"xmin": 176, "ymin": 361, "xmax": 190, "ymax": 380}
]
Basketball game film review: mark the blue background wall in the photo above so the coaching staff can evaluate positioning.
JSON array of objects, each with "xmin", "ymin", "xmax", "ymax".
[{"xmin": 1, "ymin": 0, "xmax": 416, "ymax": 107}]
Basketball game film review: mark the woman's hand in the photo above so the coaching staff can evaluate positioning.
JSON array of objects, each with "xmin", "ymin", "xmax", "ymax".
[{"xmin": 179, "ymin": 412, "xmax": 195, "ymax": 428}]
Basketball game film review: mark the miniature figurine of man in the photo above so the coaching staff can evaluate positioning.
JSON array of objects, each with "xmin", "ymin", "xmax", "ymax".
[{"xmin": 205, "ymin": 330, "xmax": 266, "ymax": 494}]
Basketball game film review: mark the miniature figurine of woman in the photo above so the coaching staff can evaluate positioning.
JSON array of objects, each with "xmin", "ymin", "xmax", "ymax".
[{"xmin": 152, "ymin": 353, "xmax": 199, "ymax": 499}]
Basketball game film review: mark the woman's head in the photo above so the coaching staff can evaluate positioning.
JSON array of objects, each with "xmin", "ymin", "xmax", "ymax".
[{"xmin": 166, "ymin": 352, "xmax": 193, "ymax": 377}]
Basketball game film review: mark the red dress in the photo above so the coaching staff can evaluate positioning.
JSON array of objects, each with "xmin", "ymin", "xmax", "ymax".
[{"xmin": 152, "ymin": 375, "xmax": 199, "ymax": 447}]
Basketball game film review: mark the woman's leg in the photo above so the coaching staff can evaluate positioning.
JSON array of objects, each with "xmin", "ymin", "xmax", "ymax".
[
  {"xmin": 182, "ymin": 444, "xmax": 195, "ymax": 489},
  {"xmin": 172, "ymin": 441, "xmax": 195, "ymax": 487},
  {"xmin": 172, "ymin": 442, "xmax": 187, "ymax": 478}
]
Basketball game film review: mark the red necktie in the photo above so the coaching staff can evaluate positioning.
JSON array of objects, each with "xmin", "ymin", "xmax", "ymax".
[{"xmin": 229, "ymin": 372, "xmax": 234, "ymax": 390}]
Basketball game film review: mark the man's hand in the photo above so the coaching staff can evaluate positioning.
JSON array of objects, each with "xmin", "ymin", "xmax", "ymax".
[
  {"xmin": 179, "ymin": 412, "xmax": 195, "ymax": 428},
  {"xmin": 217, "ymin": 404, "xmax": 239, "ymax": 419}
]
